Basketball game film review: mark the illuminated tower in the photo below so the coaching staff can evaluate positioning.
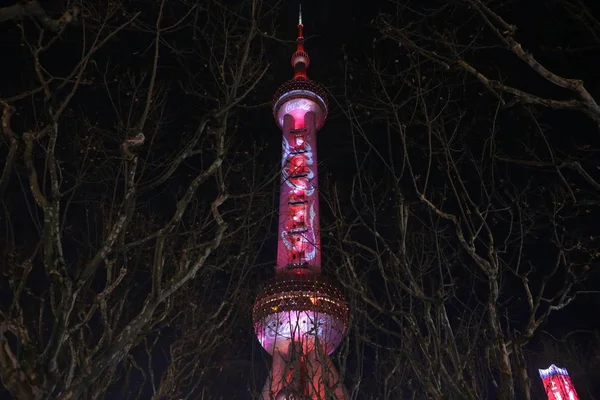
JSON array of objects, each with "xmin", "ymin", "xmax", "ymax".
[
  {"xmin": 539, "ymin": 364, "xmax": 580, "ymax": 400},
  {"xmin": 253, "ymin": 6, "xmax": 349, "ymax": 400}
]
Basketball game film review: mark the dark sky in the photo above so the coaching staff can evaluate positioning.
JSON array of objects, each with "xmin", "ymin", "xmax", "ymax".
[
  {"xmin": 258, "ymin": 0, "xmax": 600, "ymax": 398},
  {"xmin": 241, "ymin": 0, "xmax": 600, "ymax": 397},
  {"xmin": 1, "ymin": 0, "xmax": 600, "ymax": 398}
]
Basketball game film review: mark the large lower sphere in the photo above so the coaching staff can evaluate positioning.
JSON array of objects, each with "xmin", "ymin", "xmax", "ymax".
[{"xmin": 253, "ymin": 274, "xmax": 349, "ymax": 355}]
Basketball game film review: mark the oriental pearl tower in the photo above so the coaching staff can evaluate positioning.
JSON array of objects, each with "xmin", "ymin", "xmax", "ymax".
[{"xmin": 252, "ymin": 6, "xmax": 349, "ymax": 400}]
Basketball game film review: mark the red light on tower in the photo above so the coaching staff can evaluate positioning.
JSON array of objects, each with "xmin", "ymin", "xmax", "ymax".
[{"xmin": 538, "ymin": 364, "xmax": 579, "ymax": 400}]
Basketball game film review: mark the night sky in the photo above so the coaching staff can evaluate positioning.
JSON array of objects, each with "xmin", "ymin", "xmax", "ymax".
[{"xmin": 1, "ymin": 0, "xmax": 600, "ymax": 399}]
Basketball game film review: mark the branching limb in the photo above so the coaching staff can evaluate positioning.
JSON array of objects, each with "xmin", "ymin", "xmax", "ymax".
[
  {"xmin": 0, "ymin": 101, "xmax": 18, "ymax": 199},
  {"xmin": 0, "ymin": 1, "xmax": 78, "ymax": 31}
]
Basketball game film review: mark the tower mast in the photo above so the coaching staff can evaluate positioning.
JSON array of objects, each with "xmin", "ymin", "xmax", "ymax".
[
  {"xmin": 273, "ymin": 4, "xmax": 325, "ymax": 276},
  {"xmin": 253, "ymin": 6, "xmax": 349, "ymax": 399}
]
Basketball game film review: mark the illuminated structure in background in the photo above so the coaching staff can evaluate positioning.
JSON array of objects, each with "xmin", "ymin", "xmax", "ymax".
[
  {"xmin": 252, "ymin": 6, "xmax": 349, "ymax": 400},
  {"xmin": 539, "ymin": 364, "xmax": 580, "ymax": 400}
]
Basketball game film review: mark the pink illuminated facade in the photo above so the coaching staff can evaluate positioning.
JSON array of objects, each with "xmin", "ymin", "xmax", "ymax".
[
  {"xmin": 253, "ymin": 6, "xmax": 349, "ymax": 400},
  {"xmin": 539, "ymin": 364, "xmax": 580, "ymax": 400}
]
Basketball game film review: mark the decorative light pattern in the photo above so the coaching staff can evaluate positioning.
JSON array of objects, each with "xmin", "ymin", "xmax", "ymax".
[
  {"xmin": 538, "ymin": 364, "xmax": 579, "ymax": 400},
  {"xmin": 275, "ymin": 109, "xmax": 321, "ymax": 271}
]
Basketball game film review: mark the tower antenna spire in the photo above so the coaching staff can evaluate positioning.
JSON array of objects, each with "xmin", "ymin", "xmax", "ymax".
[{"xmin": 291, "ymin": 3, "xmax": 308, "ymax": 79}]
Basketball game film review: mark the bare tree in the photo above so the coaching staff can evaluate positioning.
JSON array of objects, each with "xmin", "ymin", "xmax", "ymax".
[
  {"xmin": 323, "ymin": 0, "xmax": 600, "ymax": 398},
  {"xmin": 0, "ymin": 0, "xmax": 274, "ymax": 398}
]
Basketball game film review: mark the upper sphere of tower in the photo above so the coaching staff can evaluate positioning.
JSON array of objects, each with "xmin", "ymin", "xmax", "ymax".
[{"xmin": 272, "ymin": 79, "xmax": 328, "ymax": 130}]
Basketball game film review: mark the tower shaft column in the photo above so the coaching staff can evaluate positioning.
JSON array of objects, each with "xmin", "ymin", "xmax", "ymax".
[{"xmin": 276, "ymin": 112, "xmax": 321, "ymax": 274}]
